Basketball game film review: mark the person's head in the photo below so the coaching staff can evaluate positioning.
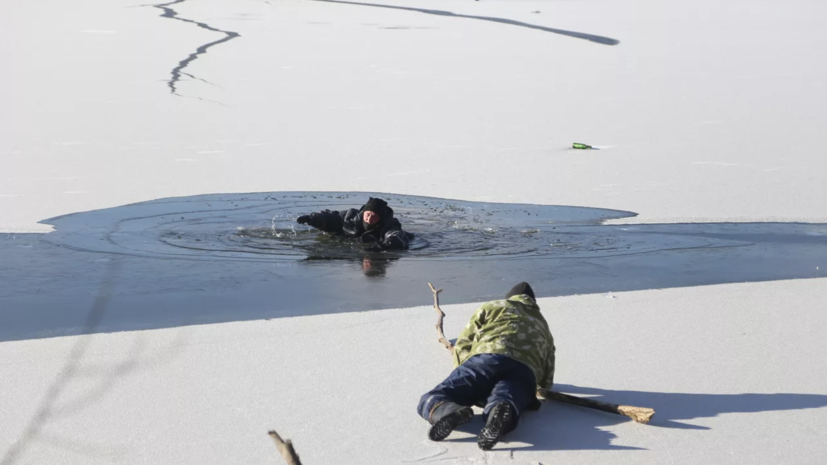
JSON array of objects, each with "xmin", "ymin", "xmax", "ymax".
[
  {"xmin": 362, "ymin": 197, "xmax": 388, "ymax": 226},
  {"xmin": 506, "ymin": 282, "xmax": 535, "ymax": 300}
]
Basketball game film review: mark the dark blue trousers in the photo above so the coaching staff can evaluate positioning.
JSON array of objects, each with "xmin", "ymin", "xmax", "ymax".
[{"xmin": 418, "ymin": 353, "xmax": 537, "ymax": 426}]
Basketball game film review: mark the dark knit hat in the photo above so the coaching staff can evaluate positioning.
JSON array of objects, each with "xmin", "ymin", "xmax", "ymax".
[
  {"xmin": 506, "ymin": 282, "xmax": 535, "ymax": 300},
  {"xmin": 363, "ymin": 197, "xmax": 388, "ymax": 214}
]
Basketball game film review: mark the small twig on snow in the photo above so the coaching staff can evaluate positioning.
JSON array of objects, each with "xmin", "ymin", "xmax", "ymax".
[{"xmin": 268, "ymin": 430, "xmax": 302, "ymax": 465}]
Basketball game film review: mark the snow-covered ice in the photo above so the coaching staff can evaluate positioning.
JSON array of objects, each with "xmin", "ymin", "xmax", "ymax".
[{"xmin": 2, "ymin": 0, "xmax": 827, "ymax": 463}]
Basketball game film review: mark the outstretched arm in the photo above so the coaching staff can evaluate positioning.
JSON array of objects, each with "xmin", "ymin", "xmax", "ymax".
[{"xmin": 297, "ymin": 209, "xmax": 353, "ymax": 233}]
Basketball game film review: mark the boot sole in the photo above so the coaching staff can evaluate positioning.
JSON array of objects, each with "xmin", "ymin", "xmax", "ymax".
[
  {"xmin": 428, "ymin": 407, "xmax": 474, "ymax": 441},
  {"xmin": 478, "ymin": 403, "xmax": 514, "ymax": 450}
]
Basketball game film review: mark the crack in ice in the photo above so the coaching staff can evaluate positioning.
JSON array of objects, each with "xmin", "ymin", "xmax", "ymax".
[
  {"xmin": 311, "ymin": 0, "xmax": 620, "ymax": 45},
  {"xmin": 147, "ymin": 0, "xmax": 240, "ymax": 96}
]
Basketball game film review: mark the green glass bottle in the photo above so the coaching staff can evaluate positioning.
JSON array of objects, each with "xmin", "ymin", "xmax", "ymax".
[{"xmin": 572, "ymin": 142, "xmax": 593, "ymax": 149}]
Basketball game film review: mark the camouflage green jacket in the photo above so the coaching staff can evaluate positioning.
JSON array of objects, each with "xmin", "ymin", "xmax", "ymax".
[{"xmin": 452, "ymin": 295, "xmax": 556, "ymax": 389}]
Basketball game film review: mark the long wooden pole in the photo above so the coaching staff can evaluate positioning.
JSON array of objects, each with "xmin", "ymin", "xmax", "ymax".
[{"xmin": 538, "ymin": 389, "xmax": 654, "ymax": 424}]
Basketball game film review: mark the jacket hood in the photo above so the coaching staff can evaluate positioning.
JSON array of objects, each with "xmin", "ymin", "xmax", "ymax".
[
  {"xmin": 362, "ymin": 197, "xmax": 389, "ymax": 215},
  {"xmin": 358, "ymin": 202, "xmax": 394, "ymax": 225},
  {"xmin": 506, "ymin": 282, "xmax": 535, "ymax": 300}
]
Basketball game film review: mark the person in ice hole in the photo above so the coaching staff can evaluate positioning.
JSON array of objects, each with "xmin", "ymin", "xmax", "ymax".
[
  {"xmin": 417, "ymin": 282, "xmax": 556, "ymax": 450},
  {"xmin": 296, "ymin": 197, "xmax": 414, "ymax": 251}
]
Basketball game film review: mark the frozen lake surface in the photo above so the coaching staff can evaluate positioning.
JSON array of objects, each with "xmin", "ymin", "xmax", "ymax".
[{"xmin": 2, "ymin": 0, "xmax": 827, "ymax": 463}]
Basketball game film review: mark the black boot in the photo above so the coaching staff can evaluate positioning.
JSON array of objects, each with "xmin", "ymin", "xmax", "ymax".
[
  {"xmin": 428, "ymin": 402, "xmax": 474, "ymax": 441},
  {"xmin": 478, "ymin": 402, "xmax": 517, "ymax": 450}
]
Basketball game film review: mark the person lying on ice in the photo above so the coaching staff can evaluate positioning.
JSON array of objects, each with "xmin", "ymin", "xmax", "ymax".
[
  {"xmin": 295, "ymin": 197, "xmax": 413, "ymax": 250},
  {"xmin": 417, "ymin": 282, "xmax": 556, "ymax": 450}
]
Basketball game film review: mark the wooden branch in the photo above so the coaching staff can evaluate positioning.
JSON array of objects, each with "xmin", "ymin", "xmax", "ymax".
[
  {"xmin": 268, "ymin": 430, "xmax": 302, "ymax": 465},
  {"xmin": 538, "ymin": 389, "xmax": 655, "ymax": 424},
  {"xmin": 426, "ymin": 283, "xmax": 655, "ymax": 424},
  {"xmin": 428, "ymin": 283, "xmax": 454, "ymax": 353}
]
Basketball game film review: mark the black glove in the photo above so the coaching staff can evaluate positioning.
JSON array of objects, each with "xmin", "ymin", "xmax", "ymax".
[{"xmin": 297, "ymin": 213, "xmax": 322, "ymax": 229}]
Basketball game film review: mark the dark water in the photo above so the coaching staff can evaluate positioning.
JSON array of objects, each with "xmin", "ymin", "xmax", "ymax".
[
  {"xmin": 1, "ymin": 192, "xmax": 825, "ymax": 341},
  {"xmin": 41, "ymin": 191, "xmax": 741, "ymax": 261},
  {"xmin": 39, "ymin": 191, "xmax": 770, "ymax": 262}
]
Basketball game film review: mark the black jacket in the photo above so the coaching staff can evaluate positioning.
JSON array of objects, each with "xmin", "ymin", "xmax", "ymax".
[{"xmin": 303, "ymin": 204, "xmax": 413, "ymax": 250}]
